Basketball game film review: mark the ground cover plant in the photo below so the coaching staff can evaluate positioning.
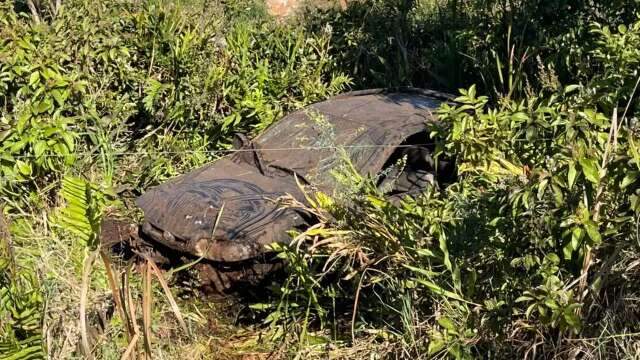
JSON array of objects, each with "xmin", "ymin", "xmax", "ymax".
[
  {"xmin": 259, "ymin": 3, "xmax": 640, "ymax": 357},
  {"xmin": 1, "ymin": 0, "xmax": 640, "ymax": 358},
  {"xmin": 0, "ymin": 0, "xmax": 348, "ymax": 358}
]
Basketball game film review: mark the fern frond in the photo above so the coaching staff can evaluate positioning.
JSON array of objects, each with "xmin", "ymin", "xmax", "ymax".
[
  {"xmin": 57, "ymin": 176, "xmax": 105, "ymax": 248},
  {"xmin": 0, "ymin": 260, "xmax": 44, "ymax": 360}
]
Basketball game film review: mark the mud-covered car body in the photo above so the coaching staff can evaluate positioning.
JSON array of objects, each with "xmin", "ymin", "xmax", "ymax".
[{"xmin": 136, "ymin": 88, "xmax": 451, "ymax": 271}]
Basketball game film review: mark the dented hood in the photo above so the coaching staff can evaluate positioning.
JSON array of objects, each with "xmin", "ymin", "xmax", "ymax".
[{"xmin": 136, "ymin": 158, "xmax": 307, "ymax": 262}]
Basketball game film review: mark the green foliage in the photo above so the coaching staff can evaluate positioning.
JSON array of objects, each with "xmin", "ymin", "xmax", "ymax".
[
  {"xmin": 3, "ymin": 0, "xmax": 640, "ymax": 357},
  {"xmin": 0, "ymin": 259, "xmax": 44, "ymax": 360},
  {"xmin": 302, "ymin": 0, "xmax": 640, "ymax": 99},
  {"xmin": 57, "ymin": 176, "xmax": 112, "ymax": 249},
  {"xmin": 259, "ymin": 15, "xmax": 640, "ymax": 358},
  {"xmin": 0, "ymin": 0, "xmax": 349, "ymax": 208},
  {"xmin": 0, "ymin": 0, "xmax": 349, "ymax": 357}
]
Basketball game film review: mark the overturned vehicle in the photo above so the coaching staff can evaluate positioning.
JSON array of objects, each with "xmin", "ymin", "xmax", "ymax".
[{"xmin": 130, "ymin": 88, "xmax": 455, "ymax": 292}]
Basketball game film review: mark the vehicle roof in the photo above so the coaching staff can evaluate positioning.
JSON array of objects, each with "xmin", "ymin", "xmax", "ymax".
[{"xmin": 252, "ymin": 89, "xmax": 445, "ymax": 190}]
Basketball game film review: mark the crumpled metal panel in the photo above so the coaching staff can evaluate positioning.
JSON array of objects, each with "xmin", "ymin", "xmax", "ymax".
[
  {"xmin": 136, "ymin": 89, "xmax": 446, "ymax": 262},
  {"xmin": 254, "ymin": 91, "xmax": 442, "ymax": 189}
]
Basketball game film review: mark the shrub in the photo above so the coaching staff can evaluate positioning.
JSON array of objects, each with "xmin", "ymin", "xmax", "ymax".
[
  {"xmin": 0, "ymin": 0, "xmax": 349, "ymax": 357},
  {"xmin": 261, "ymin": 15, "xmax": 640, "ymax": 358},
  {"xmin": 301, "ymin": 0, "xmax": 640, "ymax": 98},
  {"xmin": 0, "ymin": 0, "xmax": 349, "ymax": 209},
  {"xmin": 0, "ymin": 219, "xmax": 44, "ymax": 360}
]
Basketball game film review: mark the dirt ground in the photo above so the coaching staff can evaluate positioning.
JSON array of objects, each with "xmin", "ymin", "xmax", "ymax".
[{"xmin": 265, "ymin": 0, "xmax": 347, "ymax": 17}]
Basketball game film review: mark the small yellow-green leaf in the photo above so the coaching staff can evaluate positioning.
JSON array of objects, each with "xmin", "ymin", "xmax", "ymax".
[
  {"xmin": 584, "ymin": 221, "xmax": 602, "ymax": 245},
  {"xmin": 33, "ymin": 100, "xmax": 51, "ymax": 114},
  {"xmin": 563, "ymin": 242, "xmax": 573, "ymax": 259},
  {"xmin": 621, "ymin": 171, "xmax": 638, "ymax": 189},
  {"xmin": 567, "ymin": 163, "xmax": 577, "ymax": 190},
  {"xmin": 28, "ymin": 71, "xmax": 40, "ymax": 86},
  {"xmin": 564, "ymin": 84, "xmax": 581, "ymax": 94},
  {"xmin": 551, "ymin": 183, "xmax": 564, "ymax": 205},
  {"xmin": 630, "ymin": 137, "xmax": 640, "ymax": 170},
  {"xmin": 571, "ymin": 226, "xmax": 584, "ymax": 249},
  {"xmin": 544, "ymin": 299, "xmax": 559, "ymax": 310},
  {"xmin": 33, "ymin": 140, "xmax": 47, "ymax": 159},
  {"xmin": 16, "ymin": 160, "xmax": 32, "ymax": 176},
  {"xmin": 249, "ymin": 303, "xmax": 273, "ymax": 310},
  {"xmin": 51, "ymin": 89, "xmax": 67, "ymax": 106},
  {"xmin": 437, "ymin": 317, "xmax": 457, "ymax": 332},
  {"xmin": 537, "ymin": 178, "xmax": 549, "ymax": 200},
  {"xmin": 427, "ymin": 337, "xmax": 445, "ymax": 355}
]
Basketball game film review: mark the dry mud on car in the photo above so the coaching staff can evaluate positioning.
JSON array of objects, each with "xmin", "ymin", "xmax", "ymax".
[{"xmin": 107, "ymin": 88, "xmax": 456, "ymax": 293}]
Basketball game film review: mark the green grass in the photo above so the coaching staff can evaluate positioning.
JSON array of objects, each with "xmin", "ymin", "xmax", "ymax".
[{"xmin": 1, "ymin": 0, "xmax": 640, "ymax": 358}]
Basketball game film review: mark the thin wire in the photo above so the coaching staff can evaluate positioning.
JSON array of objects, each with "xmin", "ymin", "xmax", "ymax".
[
  {"xmin": 0, "ymin": 138, "xmax": 559, "ymax": 184},
  {"xmin": 5, "ymin": 143, "xmax": 434, "ymax": 159},
  {"xmin": 3, "ymin": 138, "xmax": 556, "ymax": 159},
  {"xmin": 1, "ymin": 144, "xmax": 434, "ymax": 183}
]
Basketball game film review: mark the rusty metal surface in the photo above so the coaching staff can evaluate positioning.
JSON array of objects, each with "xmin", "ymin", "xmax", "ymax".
[{"xmin": 136, "ymin": 89, "xmax": 445, "ymax": 263}]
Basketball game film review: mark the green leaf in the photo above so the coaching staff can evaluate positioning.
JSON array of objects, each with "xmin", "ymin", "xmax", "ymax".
[
  {"xmin": 544, "ymin": 299, "xmax": 559, "ymax": 310},
  {"xmin": 563, "ymin": 242, "xmax": 574, "ymax": 260},
  {"xmin": 572, "ymin": 226, "xmax": 584, "ymax": 245},
  {"xmin": 567, "ymin": 163, "xmax": 577, "ymax": 190},
  {"xmin": 437, "ymin": 317, "xmax": 457, "ymax": 333},
  {"xmin": 511, "ymin": 112, "xmax": 529, "ymax": 122},
  {"xmin": 61, "ymin": 132, "xmax": 75, "ymax": 151},
  {"xmin": 427, "ymin": 337, "xmax": 445, "ymax": 355},
  {"xmin": 537, "ymin": 178, "xmax": 549, "ymax": 200},
  {"xmin": 33, "ymin": 100, "xmax": 51, "ymax": 115},
  {"xmin": 248, "ymin": 303, "xmax": 273, "ymax": 310},
  {"xmin": 16, "ymin": 160, "xmax": 32, "ymax": 176},
  {"xmin": 579, "ymin": 157, "xmax": 600, "ymax": 184},
  {"xmin": 413, "ymin": 277, "xmax": 465, "ymax": 302},
  {"xmin": 564, "ymin": 84, "xmax": 581, "ymax": 94},
  {"xmin": 630, "ymin": 137, "xmax": 640, "ymax": 170},
  {"xmin": 416, "ymin": 248, "xmax": 436, "ymax": 258},
  {"xmin": 468, "ymin": 84, "xmax": 476, "ymax": 99},
  {"xmin": 551, "ymin": 183, "xmax": 564, "ymax": 205},
  {"xmin": 33, "ymin": 140, "xmax": 47, "ymax": 159},
  {"xmin": 563, "ymin": 306, "xmax": 582, "ymax": 331},
  {"xmin": 50, "ymin": 89, "xmax": 67, "ymax": 106},
  {"xmin": 621, "ymin": 171, "xmax": 638, "ymax": 189},
  {"xmin": 28, "ymin": 71, "xmax": 40, "ymax": 87},
  {"xmin": 57, "ymin": 177, "xmax": 107, "ymax": 248},
  {"xmin": 438, "ymin": 233, "xmax": 452, "ymax": 272},
  {"xmin": 584, "ymin": 221, "xmax": 602, "ymax": 245}
]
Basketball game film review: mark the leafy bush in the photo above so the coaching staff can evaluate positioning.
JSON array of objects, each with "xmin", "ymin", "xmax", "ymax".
[
  {"xmin": 301, "ymin": 0, "xmax": 640, "ymax": 98},
  {"xmin": 0, "ymin": 0, "xmax": 349, "ymax": 357},
  {"xmin": 260, "ymin": 15, "xmax": 640, "ymax": 358},
  {"xmin": 0, "ymin": 0, "xmax": 349, "ymax": 208},
  {"xmin": 0, "ymin": 225, "xmax": 44, "ymax": 360}
]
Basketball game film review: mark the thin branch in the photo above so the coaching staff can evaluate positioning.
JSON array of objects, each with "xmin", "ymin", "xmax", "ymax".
[
  {"xmin": 79, "ymin": 250, "xmax": 98, "ymax": 360},
  {"xmin": 579, "ymin": 75, "xmax": 640, "ymax": 298},
  {"xmin": 27, "ymin": 0, "xmax": 41, "ymax": 24}
]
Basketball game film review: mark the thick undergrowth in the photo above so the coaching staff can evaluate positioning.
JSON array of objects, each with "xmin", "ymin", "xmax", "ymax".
[{"xmin": 1, "ymin": 0, "xmax": 640, "ymax": 359}]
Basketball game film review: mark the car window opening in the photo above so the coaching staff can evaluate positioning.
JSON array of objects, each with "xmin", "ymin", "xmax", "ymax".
[{"xmin": 378, "ymin": 131, "xmax": 456, "ymax": 196}]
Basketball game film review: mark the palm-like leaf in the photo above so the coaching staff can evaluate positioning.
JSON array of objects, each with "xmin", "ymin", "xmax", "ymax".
[{"xmin": 57, "ymin": 177, "xmax": 104, "ymax": 248}]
